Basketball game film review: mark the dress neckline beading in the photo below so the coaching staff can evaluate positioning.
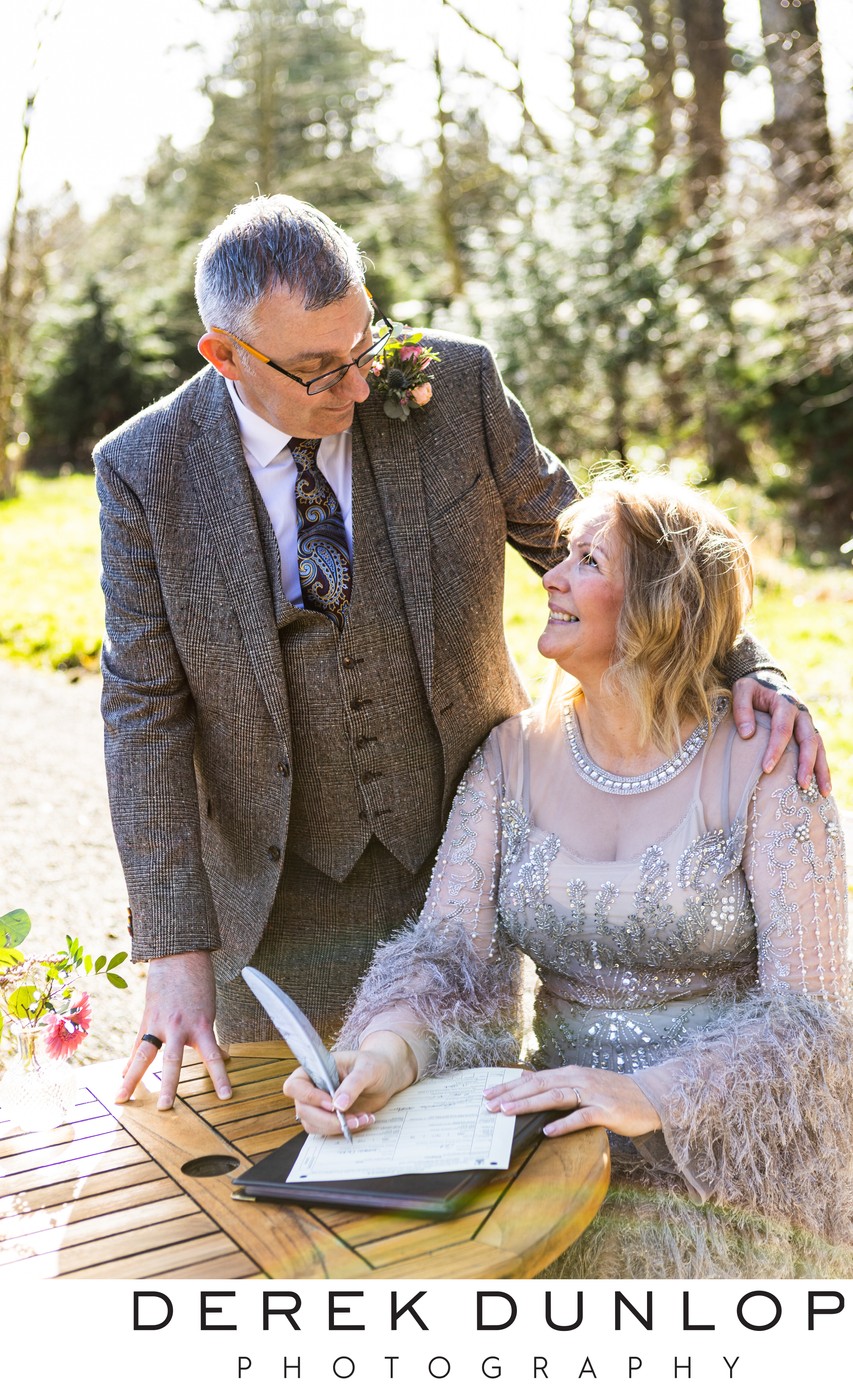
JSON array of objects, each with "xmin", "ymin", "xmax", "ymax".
[{"xmin": 562, "ymin": 697, "xmax": 728, "ymax": 796}]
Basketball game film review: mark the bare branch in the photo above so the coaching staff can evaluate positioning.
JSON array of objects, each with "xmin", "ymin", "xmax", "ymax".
[{"xmin": 440, "ymin": 0, "xmax": 557, "ymax": 155}]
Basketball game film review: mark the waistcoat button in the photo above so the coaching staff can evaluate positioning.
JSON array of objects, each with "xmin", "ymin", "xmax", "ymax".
[{"xmin": 267, "ymin": 845, "xmax": 281, "ymax": 862}]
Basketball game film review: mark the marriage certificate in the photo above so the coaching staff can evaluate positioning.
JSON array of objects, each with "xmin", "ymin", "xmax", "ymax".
[{"xmin": 286, "ymin": 1067, "xmax": 517, "ymax": 1182}]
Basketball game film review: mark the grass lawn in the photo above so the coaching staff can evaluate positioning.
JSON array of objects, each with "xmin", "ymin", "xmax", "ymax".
[
  {"xmin": 0, "ymin": 473, "xmax": 103, "ymax": 671},
  {"xmin": 1, "ymin": 473, "xmax": 851, "ymax": 804}
]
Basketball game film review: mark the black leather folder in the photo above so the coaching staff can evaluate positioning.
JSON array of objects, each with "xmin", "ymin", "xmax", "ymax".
[{"xmin": 231, "ymin": 1108, "xmax": 557, "ymax": 1219}]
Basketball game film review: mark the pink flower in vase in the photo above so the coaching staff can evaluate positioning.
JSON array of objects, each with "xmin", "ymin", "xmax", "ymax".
[
  {"xmin": 411, "ymin": 382, "xmax": 433, "ymax": 406},
  {"xmin": 44, "ymin": 993, "xmax": 92, "ymax": 1059}
]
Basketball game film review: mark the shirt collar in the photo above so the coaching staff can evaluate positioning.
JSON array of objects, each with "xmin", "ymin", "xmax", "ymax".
[
  {"xmin": 225, "ymin": 377, "xmax": 293, "ymax": 468},
  {"xmin": 224, "ymin": 377, "xmax": 352, "ymax": 467}
]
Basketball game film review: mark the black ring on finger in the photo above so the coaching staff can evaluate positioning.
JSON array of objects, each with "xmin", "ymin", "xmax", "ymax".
[{"xmin": 141, "ymin": 1033, "xmax": 163, "ymax": 1050}]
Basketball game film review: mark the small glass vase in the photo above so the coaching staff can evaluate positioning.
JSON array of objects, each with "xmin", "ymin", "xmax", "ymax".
[{"xmin": 0, "ymin": 1026, "xmax": 80, "ymax": 1133}]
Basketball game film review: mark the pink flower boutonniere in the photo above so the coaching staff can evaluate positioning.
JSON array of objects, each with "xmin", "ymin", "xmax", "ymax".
[{"xmin": 370, "ymin": 327, "xmax": 440, "ymax": 421}]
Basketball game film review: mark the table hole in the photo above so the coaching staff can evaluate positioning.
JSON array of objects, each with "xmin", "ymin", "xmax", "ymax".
[{"xmin": 181, "ymin": 1155, "xmax": 241, "ymax": 1178}]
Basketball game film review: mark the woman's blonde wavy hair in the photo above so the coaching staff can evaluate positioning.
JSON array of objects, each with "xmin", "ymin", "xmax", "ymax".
[{"xmin": 551, "ymin": 474, "xmax": 754, "ymax": 753}]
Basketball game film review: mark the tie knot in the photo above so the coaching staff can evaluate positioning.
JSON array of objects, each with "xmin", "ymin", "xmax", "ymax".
[{"xmin": 290, "ymin": 436, "xmax": 322, "ymax": 470}]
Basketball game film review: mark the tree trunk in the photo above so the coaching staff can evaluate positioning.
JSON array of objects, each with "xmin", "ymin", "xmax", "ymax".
[
  {"xmin": 433, "ymin": 45, "xmax": 467, "ymax": 302},
  {"xmin": 702, "ymin": 394, "xmax": 754, "ymax": 484},
  {"xmin": 675, "ymin": 0, "xmax": 754, "ymax": 482},
  {"xmin": 255, "ymin": 9, "xmax": 276, "ymax": 194},
  {"xmin": 676, "ymin": 0, "xmax": 728, "ymax": 213},
  {"xmin": 758, "ymin": 0, "xmax": 834, "ymax": 203},
  {"xmin": 569, "ymin": 0, "xmax": 593, "ymax": 121},
  {"xmin": 1, "ymin": 5, "xmax": 64, "ymax": 498},
  {"xmin": 0, "ymin": 95, "xmax": 35, "ymax": 500},
  {"xmin": 634, "ymin": 0, "xmax": 680, "ymax": 168},
  {"xmin": 606, "ymin": 362, "xmax": 628, "ymax": 465}
]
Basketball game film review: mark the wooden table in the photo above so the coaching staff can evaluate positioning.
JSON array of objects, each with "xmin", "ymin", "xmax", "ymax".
[{"xmin": 0, "ymin": 1043, "xmax": 610, "ymax": 1280}]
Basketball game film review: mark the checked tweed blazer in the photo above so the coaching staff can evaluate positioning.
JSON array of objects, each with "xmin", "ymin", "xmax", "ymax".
[{"xmin": 95, "ymin": 333, "xmax": 578, "ymax": 978}]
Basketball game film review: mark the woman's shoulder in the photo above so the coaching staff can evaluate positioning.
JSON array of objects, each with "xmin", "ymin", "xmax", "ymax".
[
  {"xmin": 479, "ymin": 709, "xmax": 529, "ymax": 766},
  {"xmin": 707, "ymin": 705, "xmax": 804, "ymax": 822},
  {"xmin": 478, "ymin": 705, "xmax": 563, "ymax": 802},
  {"xmin": 718, "ymin": 706, "xmax": 800, "ymax": 773}
]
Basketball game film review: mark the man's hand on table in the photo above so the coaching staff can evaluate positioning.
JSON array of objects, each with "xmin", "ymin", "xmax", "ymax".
[
  {"xmin": 731, "ymin": 673, "xmax": 830, "ymax": 795},
  {"xmin": 116, "ymin": 949, "xmax": 232, "ymax": 1111}
]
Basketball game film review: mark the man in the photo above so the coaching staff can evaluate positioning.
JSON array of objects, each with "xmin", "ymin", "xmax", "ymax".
[{"xmin": 95, "ymin": 195, "xmax": 824, "ymax": 1110}]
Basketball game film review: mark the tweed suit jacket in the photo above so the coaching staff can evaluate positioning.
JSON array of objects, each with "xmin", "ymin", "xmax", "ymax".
[{"xmin": 95, "ymin": 332, "xmax": 581, "ymax": 977}]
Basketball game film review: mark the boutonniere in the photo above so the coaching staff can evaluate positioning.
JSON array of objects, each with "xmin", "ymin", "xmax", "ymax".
[{"xmin": 370, "ymin": 327, "xmax": 440, "ymax": 421}]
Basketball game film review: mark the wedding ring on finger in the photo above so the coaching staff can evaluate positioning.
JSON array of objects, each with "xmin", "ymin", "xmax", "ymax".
[
  {"xmin": 141, "ymin": 1033, "xmax": 163, "ymax": 1050},
  {"xmin": 572, "ymin": 1087, "xmax": 583, "ymax": 1109}
]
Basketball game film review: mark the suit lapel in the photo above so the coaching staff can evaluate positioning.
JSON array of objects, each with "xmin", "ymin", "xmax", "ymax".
[
  {"xmin": 187, "ymin": 373, "xmax": 289, "ymax": 738},
  {"xmin": 354, "ymin": 396, "xmax": 434, "ymax": 700}
]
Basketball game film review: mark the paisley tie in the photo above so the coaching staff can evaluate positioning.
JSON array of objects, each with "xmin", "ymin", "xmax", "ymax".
[{"xmin": 291, "ymin": 436, "xmax": 352, "ymax": 628}]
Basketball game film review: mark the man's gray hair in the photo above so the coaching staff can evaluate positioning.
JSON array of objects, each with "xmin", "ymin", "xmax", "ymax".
[{"xmin": 195, "ymin": 194, "xmax": 366, "ymax": 336}]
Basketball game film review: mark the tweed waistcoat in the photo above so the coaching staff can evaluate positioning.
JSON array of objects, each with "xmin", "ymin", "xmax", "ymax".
[{"xmin": 256, "ymin": 442, "xmax": 444, "ymax": 882}]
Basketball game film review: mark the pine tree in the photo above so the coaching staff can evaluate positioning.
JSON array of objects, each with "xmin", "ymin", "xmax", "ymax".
[
  {"xmin": 183, "ymin": 0, "xmax": 394, "ymax": 243},
  {"xmin": 25, "ymin": 282, "xmax": 153, "ymax": 465}
]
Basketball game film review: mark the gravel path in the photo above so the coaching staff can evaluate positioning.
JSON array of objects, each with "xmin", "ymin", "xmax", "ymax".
[{"xmin": 0, "ymin": 660, "xmax": 146, "ymax": 1062}]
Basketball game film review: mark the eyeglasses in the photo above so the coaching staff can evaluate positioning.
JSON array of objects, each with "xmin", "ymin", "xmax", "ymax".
[{"xmin": 211, "ymin": 298, "xmax": 394, "ymax": 396}]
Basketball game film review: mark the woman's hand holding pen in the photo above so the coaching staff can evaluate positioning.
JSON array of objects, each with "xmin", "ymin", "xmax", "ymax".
[{"xmin": 284, "ymin": 1030, "xmax": 418, "ymax": 1137}]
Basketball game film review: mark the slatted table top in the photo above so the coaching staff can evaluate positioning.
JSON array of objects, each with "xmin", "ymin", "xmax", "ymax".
[{"xmin": 0, "ymin": 1042, "xmax": 610, "ymax": 1280}]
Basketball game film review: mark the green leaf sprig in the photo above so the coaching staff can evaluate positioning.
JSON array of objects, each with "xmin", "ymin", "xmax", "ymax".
[{"xmin": 0, "ymin": 909, "xmax": 128, "ymax": 1049}]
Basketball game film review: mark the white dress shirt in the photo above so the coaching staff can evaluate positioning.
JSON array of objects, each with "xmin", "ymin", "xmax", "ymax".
[{"xmin": 226, "ymin": 377, "xmax": 354, "ymax": 609}]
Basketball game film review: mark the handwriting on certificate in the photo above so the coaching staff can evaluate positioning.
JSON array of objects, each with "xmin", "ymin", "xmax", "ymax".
[{"xmin": 286, "ymin": 1067, "xmax": 518, "ymax": 1183}]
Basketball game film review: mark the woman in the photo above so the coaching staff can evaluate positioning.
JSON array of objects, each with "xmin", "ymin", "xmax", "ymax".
[{"xmin": 286, "ymin": 475, "xmax": 852, "ymax": 1277}]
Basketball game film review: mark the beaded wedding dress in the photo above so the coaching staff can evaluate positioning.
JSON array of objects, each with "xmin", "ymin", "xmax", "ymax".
[{"xmin": 338, "ymin": 702, "xmax": 853, "ymax": 1277}]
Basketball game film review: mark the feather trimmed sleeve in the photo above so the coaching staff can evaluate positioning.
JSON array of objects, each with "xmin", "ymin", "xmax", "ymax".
[
  {"xmin": 336, "ymin": 734, "xmax": 525, "ymax": 1076},
  {"xmin": 632, "ymin": 757, "xmax": 853, "ymax": 1237}
]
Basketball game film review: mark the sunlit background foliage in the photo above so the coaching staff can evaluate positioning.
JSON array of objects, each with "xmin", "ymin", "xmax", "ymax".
[{"xmin": 1, "ymin": 0, "xmax": 851, "ymax": 800}]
